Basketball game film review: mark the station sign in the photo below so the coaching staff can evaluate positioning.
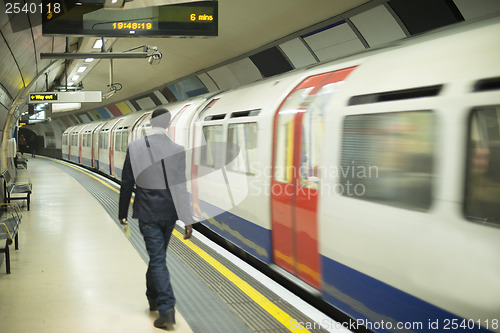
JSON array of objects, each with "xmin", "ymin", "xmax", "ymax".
[
  {"xmin": 28, "ymin": 91, "xmax": 102, "ymax": 104},
  {"xmin": 29, "ymin": 93, "xmax": 57, "ymax": 102}
]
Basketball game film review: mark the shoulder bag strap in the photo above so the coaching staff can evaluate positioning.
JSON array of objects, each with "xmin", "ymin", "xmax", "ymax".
[{"xmin": 144, "ymin": 136, "xmax": 168, "ymax": 189}]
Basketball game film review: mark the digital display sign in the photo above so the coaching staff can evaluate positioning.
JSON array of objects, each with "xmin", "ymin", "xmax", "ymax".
[{"xmin": 42, "ymin": 1, "xmax": 218, "ymax": 37}]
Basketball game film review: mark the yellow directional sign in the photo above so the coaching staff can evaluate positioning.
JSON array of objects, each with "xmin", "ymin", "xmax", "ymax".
[
  {"xmin": 28, "ymin": 91, "xmax": 101, "ymax": 104},
  {"xmin": 29, "ymin": 93, "xmax": 58, "ymax": 102}
]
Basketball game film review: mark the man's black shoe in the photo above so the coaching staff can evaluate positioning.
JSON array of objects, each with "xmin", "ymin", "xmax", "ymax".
[{"xmin": 154, "ymin": 309, "xmax": 175, "ymax": 329}]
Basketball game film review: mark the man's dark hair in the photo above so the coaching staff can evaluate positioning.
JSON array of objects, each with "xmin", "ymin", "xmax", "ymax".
[
  {"xmin": 152, "ymin": 107, "xmax": 169, "ymax": 119},
  {"xmin": 151, "ymin": 108, "xmax": 171, "ymax": 128}
]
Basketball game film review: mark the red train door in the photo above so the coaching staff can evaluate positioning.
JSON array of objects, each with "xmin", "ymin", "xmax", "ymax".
[
  {"xmin": 78, "ymin": 129, "xmax": 84, "ymax": 164},
  {"xmin": 271, "ymin": 67, "xmax": 356, "ymax": 289}
]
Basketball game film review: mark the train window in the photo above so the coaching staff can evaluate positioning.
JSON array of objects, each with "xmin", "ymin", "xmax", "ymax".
[
  {"xmin": 230, "ymin": 110, "xmax": 260, "ymax": 118},
  {"xmin": 201, "ymin": 125, "xmax": 223, "ymax": 168},
  {"xmin": 274, "ymin": 111, "xmax": 295, "ymax": 183},
  {"xmin": 340, "ymin": 111, "xmax": 435, "ymax": 211},
  {"xmin": 274, "ymin": 87, "xmax": 314, "ymax": 183},
  {"xmin": 300, "ymin": 86, "xmax": 333, "ymax": 189},
  {"xmin": 348, "ymin": 85, "xmax": 442, "ymax": 106},
  {"xmin": 115, "ymin": 132, "xmax": 122, "ymax": 152},
  {"xmin": 84, "ymin": 133, "xmax": 90, "ymax": 147},
  {"xmin": 100, "ymin": 132, "xmax": 109, "ymax": 150},
  {"xmin": 465, "ymin": 106, "xmax": 500, "ymax": 226},
  {"xmin": 71, "ymin": 133, "xmax": 78, "ymax": 146},
  {"xmin": 473, "ymin": 77, "xmax": 500, "ymax": 92},
  {"xmin": 122, "ymin": 132, "xmax": 129, "ymax": 151},
  {"xmin": 227, "ymin": 123, "xmax": 258, "ymax": 174}
]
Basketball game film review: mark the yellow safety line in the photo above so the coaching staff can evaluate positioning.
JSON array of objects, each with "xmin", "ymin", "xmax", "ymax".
[
  {"xmin": 171, "ymin": 228, "xmax": 309, "ymax": 332},
  {"xmin": 41, "ymin": 156, "xmax": 309, "ymax": 332}
]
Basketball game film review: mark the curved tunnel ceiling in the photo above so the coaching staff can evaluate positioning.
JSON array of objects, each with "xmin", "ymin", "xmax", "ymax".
[{"xmin": 0, "ymin": 0, "xmax": 371, "ymax": 118}]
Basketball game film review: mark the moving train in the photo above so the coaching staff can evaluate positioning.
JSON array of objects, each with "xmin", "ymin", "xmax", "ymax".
[{"xmin": 62, "ymin": 15, "xmax": 500, "ymax": 333}]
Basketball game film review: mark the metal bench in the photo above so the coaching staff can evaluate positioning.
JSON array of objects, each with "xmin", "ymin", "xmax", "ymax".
[
  {"xmin": 0, "ymin": 203, "xmax": 22, "ymax": 274},
  {"xmin": 14, "ymin": 153, "xmax": 27, "ymax": 169},
  {"xmin": 1, "ymin": 169, "xmax": 32, "ymax": 211}
]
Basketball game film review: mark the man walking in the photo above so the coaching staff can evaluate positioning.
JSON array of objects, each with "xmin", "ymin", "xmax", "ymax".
[{"xmin": 119, "ymin": 108, "xmax": 195, "ymax": 329}]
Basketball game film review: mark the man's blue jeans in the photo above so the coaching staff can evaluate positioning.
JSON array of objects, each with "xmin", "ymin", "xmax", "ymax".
[{"xmin": 139, "ymin": 219, "xmax": 176, "ymax": 314}]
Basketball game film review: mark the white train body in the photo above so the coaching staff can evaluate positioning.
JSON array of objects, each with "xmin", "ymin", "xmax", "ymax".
[{"xmin": 62, "ymin": 16, "xmax": 500, "ymax": 332}]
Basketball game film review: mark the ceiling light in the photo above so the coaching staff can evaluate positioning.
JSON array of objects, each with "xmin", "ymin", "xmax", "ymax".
[
  {"xmin": 77, "ymin": 66, "xmax": 87, "ymax": 73},
  {"xmin": 71, "ymin": 75, "xmax": 80, "ymax": 81},
  {"xmin": 93, "ymin": 39, "xmax": 103, "ymax": 49},
  {"xmin": 104, "ymin": 0, "xmax": 123, "ymax": 9},
  {"xmin": 67, "ymin": 82, "xmax": 75, "ymax": 86},
  {"xmin": 85, "ymin": 58, "xmax": 94, "ymax": 63}
]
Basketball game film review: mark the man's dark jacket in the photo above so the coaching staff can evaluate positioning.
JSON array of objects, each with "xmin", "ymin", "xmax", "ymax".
[{"xmin": 118, "ymin": 131, "xmax": 194, "ymax": 224}]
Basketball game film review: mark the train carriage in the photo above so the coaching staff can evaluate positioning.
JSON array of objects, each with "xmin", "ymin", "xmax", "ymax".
[
  {"xmin": 60, "ymin": 15, "xmax": 500, "ymax": 333},
  {"xmin": 317, "ymin": 16, "xmax": 500, "ymax": 331}
]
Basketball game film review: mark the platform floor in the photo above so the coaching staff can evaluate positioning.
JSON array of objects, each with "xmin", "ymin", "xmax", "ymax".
[
  {"xmin": 0, "ymin": 157, "xmax": 192, "ymax": 333},
  {"xmin": 0, "ymin": 156, "xmax": 347, "ymax": 333}
]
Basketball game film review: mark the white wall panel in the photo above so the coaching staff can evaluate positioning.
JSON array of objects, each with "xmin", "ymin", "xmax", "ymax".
[
  {"xmin": 279, "ymin": 38, "xmax": 317, "ymax": 68},
  {"xmin": 136, "ymin": 96, "xmax": 156, "ymax": 110},
  {"xmin": 78, "ymin": 114, "xmax": 91, "ymax": 123},
  {"xmin": 198, "ymin": 72, "xmax": 219, "ymax": 92},
  {"xmin": 350, "ymin": 5, "xmax": 407, "ymax": 47},
  {"xmin": 49, "ymin": 121, "xmax": 62, "ymax": 148},
  {"xmin": 227, "ymin": 58, "xmax": 262, "ymax": 86},
  {"xmin": 453, "ymin": 0, "xmax": 500, "ymax": 20},
  {"xmin": 207, "ymin": 66, "xmax": 241, "ymax": 91},
  {"xmin": 304, "ymin": 23, "xmax": 365, "ymax": 62},
  {"xmin": 154, "ymin": 91, "xmax": 168, "ymax": 105}
]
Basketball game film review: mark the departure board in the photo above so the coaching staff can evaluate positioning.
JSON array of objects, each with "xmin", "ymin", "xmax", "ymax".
[{"xmin": 42, "ymin": 1, "xmax": 218, "ymax": 37}]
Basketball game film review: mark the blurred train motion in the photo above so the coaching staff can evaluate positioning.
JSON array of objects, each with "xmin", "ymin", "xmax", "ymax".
[{"xmin": 62, "ymin": 15, "xmax": 500, "ymax": 333}]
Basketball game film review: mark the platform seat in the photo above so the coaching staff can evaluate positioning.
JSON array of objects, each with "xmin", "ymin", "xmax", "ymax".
[
  {"xmin": 14, "ymin": 153, "xmax": 27, "ymax": 169},
  {"xmin": 0, "ymin": 203, "xmax": 22, "ymax": 274},
  {"xmin": 1, "ymin": 169, "xmax": 32, "ymax": 211}
]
